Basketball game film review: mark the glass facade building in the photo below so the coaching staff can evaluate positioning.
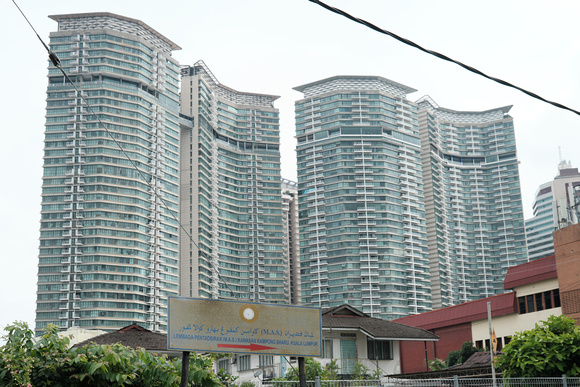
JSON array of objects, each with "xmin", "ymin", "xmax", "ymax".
[
  {"xmin": 294, "ymin": 76, "xmax": 431, "ymax": 319},
  {"xmin": 35, "ymin": 13, "xmax": 181, "ymax": 335},
  {"xmin": 525, "ymin": 161, "xmax": 580, "ymax": 261},
  {"xmin": 282, "ymin": 178, "xmax": 300, "ymax": 305},
  {"xmin": 418, "ymin": 97, "xmax": 528, "ymax": 309},
  {"xmin": 179, "ymin": 61, "xmax": 287, "ymax": 303}
]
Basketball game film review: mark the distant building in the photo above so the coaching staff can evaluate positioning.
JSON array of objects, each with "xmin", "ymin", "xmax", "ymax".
[
  {"xmin": 282, "ymin": 178, "xmax": 300, "ymax": 304},
  {"xmin": 179, "ymin": 61, "xmax": 287, "ymax": 303},
  {"xmin": 418, "ymin": 97, "xmax": 528, "ymax": 309},
  {"xmin": 36, "ymin": 13, "xmax": 181, "ymax": 335},
  {"xmin": 294, "ymin": 76, "xmax": 431, "ymax": 320},
  {"xmin": 525, "ymin": 160, "xmax": 580, "ymax": 261}
]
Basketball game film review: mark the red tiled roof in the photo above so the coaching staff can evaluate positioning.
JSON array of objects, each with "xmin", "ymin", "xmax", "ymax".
[
  {"xmin": 393, "ymin": 293, "xmax": 517, "ymax": 330},
  {"xmin": 503, "ymin": 255, "xmax": 557, "ymax": 290}
]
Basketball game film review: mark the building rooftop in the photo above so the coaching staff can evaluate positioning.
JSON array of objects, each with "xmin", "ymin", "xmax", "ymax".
[
  {"xmin": 323, "ymin": 305, "xmax": 438, "ymax": 341},
  {"xmin": 49, "ymin": 12, "xmax": 181, "ymax": 51},
  {"xmin": 503, "ymin": 255, "xmax": 557, "ymax": 290},
  {"xmin": 393, "ymin": 292, "xmax": 516, "ymax": 331},
  {"xmin": 417, "ymin": 96, "xmax": 512, "ymax": 124},
  {"xmin": 294, "ymin": 75, "xmax": 417, "ymax": 99},
  {"xmin": 73, "ymin": 323, "xmax": 168, "ymax": 352}
]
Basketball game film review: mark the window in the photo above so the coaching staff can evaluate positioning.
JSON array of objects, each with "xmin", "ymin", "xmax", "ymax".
[
  {"xmin": 323, "ymin": 339, "xmax": 334, "ymax": 358},
  {"xmin": 238, "ymin": 355, "xmax": 251, "ymax": 371},
  {"xmin": 554, "ymin": 289, "xmax": 561, "ymax": 307},
  {"xmin": 217, "ymin": 358, "xmax": 230, "ymax": 374},
  {"xmin": 544, "ymin": 291, "xmax": 552, "ymax": 309},
  {"xmin": 367, "ymin": 339, "xmax": 393, "ymax": 360},
  {"xmin": 259, "ymin": 355, "xmax": 273, "ymax": 367},
  {"xmin": 518, "ymin": 289, "xmax": 561, "ymax": 314}
]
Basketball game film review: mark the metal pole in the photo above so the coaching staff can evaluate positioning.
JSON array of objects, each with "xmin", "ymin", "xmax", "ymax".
[
  {"xmin": 298, "ymin": 356, "xmax": 307, "ymax": 387},
  {"xmin": 180, "ymin": 351, "xmax": 190, "ymax": 387},
  {"xmin": 487, "ymin": 302, "xmax": 497, "ymax": 387},
  {"xmin": 424, "ymin": 341, "xmax": 429, "ymax": 371}
]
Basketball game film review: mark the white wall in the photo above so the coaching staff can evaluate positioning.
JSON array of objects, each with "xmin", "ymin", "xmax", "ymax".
[{"xmin": 471, "ymin": 277, "xmax": 561, "ymax": 348}]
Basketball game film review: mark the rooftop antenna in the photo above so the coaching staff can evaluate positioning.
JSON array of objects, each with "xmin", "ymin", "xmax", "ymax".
[{"xmin": 558, "ymin": 146, "xmax": 571, "ymax": 171}]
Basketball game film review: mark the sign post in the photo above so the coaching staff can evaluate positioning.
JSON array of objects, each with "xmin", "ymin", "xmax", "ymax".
[
  {"xmin": 180, "ymin": 351, "xmax": 189, "ymax": 387},
  {"xmin": 487, "ymin": 302, "xmax": 497, "ymax": 387},
  {"xmin": 168, "ymin": 297, "xmax": 322, "ymax": 357}
]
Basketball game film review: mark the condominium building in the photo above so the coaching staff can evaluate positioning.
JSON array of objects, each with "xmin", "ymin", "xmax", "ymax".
[
  {"xmin": 36, "ymin": 13, "xmax": 182, "ymax": 335},
  {"xmin": 294, "ymin": 76, "xmax": 431, "ymax": 320},
  {"xmin": 179, "ymin": 61, "xmax": 287, "ymax": 303},
  {"xmin": 418, "ymin": 97, "xmax": 528, "ymax": 309},
  {"xmin": 282, "ymin": 178, "xmax": 300, "ymax": 304},
  {"xmin": 525, "ymin": 160, "xmax": 580, "ymax": 261}
]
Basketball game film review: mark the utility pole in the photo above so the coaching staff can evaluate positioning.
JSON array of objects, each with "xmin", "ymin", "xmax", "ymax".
[{"xmin": 487, "ymin": 302, "xmax": 497, "ymax": 387}]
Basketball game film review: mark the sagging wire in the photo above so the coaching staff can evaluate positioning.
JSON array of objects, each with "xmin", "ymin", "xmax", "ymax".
[{"xmin": 309, "ymin": 0, "xmax": 580, "ymax": 117}]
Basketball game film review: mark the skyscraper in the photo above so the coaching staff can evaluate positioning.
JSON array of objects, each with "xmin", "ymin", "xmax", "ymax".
[
  {"xmin": 418, "ymin": 97, "xmax": 528, "ymax": 309},
  {"xmin": 179, "ymin": 61, "xmax": 287, "ymax": 303},
  {"xmin": 525, "ymin": 161, "xmax": 580, "ymax": 261},
  {"xmin": 36, "ymin": 13, "xmax": 181, "ymax": 335},
  {"xmin": 294, "ymin": 76, "xmax": 431, "ymax": 319},
  {"xmin": 282, "ymin": 178, "xmax": 300, "ymax": 305}
]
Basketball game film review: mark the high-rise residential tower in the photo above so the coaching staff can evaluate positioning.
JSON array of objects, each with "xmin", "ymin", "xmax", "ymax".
[
  {"xmin": 525, "ymin": 161, "xmax": 580, "ymax": 261},
  {"xmin": 294, "ymin": 76, "xmax": 431, "ymax": 320},
  {"xmin": 36, "ymin": 13, "xmax": 182, "ymax": 335},
  {"xmin": 179, "ymin": 61, "xmax": 287, "ymax": 303},
  {"xmin": 418, "ymin": 97, "xmax": 528, "ymax": 309},
  {"xmin": 282, "ymin": 178, "xmax": 300, "ymax": 305}
]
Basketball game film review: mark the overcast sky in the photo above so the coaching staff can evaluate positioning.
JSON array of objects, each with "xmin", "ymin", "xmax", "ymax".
[{"xmin": 1, "ymin": 0, "xmax": 579, "ymax": 335}]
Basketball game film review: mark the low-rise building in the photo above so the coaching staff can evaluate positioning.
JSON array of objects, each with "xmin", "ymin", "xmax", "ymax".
[
  {"xmin": 215, "ymin": 304, "xmax": 438, "ymax": 382},
  {"xmin": 394, "ymin": 255, "xmax": 561, "ymax": 374}
]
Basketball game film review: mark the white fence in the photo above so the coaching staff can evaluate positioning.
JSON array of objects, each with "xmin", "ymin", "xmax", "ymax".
[{"xmin": 264, "ymin": 377, "xmax": 580, "ymax": 387}]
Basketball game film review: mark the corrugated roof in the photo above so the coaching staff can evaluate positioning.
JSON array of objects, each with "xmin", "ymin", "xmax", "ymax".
[
  {"xmin": 394, "ymin": 293, "xmax": 517, "ymax": 330},
  {"xmin": 503, "ymin": 255, "xmax": 557, "ymax": 290},
  {"xmin": 322, "ymin": 305, "xmax": 438, "ymax": 341},
  {"xmin": 448, "ymin": 351, "xmax": 493, "ymax": 370}
]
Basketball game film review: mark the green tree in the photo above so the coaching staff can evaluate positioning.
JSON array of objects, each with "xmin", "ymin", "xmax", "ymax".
[
  {"xmin": 495, "ymin": 315, "xmax": 580, "ymax": 377},
  {"xmin": 0, "ymin": 321, "xmax": 222, "ymax": 387},
  {"xmin": 351, "ymin": 362, "xmax": 370, "ymax": 380},
  {"xmin": 429, "ymin": 358, "xmax": 446, "ymax": 371},
  {"xmin": 322, "ymin": 359, "xmax": 339, "ymax": 379},
  {"xmin": 284, "ymin": 358, "xmax": 324, "ymax": 381},
  {"xmin": 446, "ymin": 341, "xmax": 480, "ymax": 368}
]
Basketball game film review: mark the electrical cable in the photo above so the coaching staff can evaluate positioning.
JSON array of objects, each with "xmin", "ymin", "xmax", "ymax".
[
  {"xmin": 12, "ymin": 0, "xmax": 240, "ymax": 300},
  {"xmin": 309, "ymin": 0, "xmax": 580, "ymax": 117}
]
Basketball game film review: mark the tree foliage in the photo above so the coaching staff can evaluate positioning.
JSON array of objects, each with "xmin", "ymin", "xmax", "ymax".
[
  {"xmin": 495, "ymin": 315, "xmax": 580, "ymax": 378},
  {"xmin": 446, "ymin": 341, "xmax": 481, "ymax": 368},
  {"xmin": 0, "ymin": 322, "xmax": 222, "ymax": 387},
  {"xmin": 428, "ymin": 358, "xmax": 446, "ymax": 371},
  {"xmin": 284, "ymin": 357, "xmax": 324, "ymax": 381}
]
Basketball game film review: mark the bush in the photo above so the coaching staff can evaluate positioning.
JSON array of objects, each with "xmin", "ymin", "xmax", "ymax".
[
  {"xmin": 446, "ymin": 341, "xmax": 480, "ymax": 368},
  {"xmin": 0, "ymin": 321, "xmax": 221, "ymax": 387},
  {"xmin": 495, "ymin": 315, "xmax": 580, "ymax": 377}
]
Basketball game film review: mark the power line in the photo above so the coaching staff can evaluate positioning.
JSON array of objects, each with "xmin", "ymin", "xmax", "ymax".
[
  {"xmin": 309, "ymin": 0, "xmax": 580, "ymax": 117},
  {"xmin": 12, "ymin": 0, "xmax": 240, "ymax": 300}
]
